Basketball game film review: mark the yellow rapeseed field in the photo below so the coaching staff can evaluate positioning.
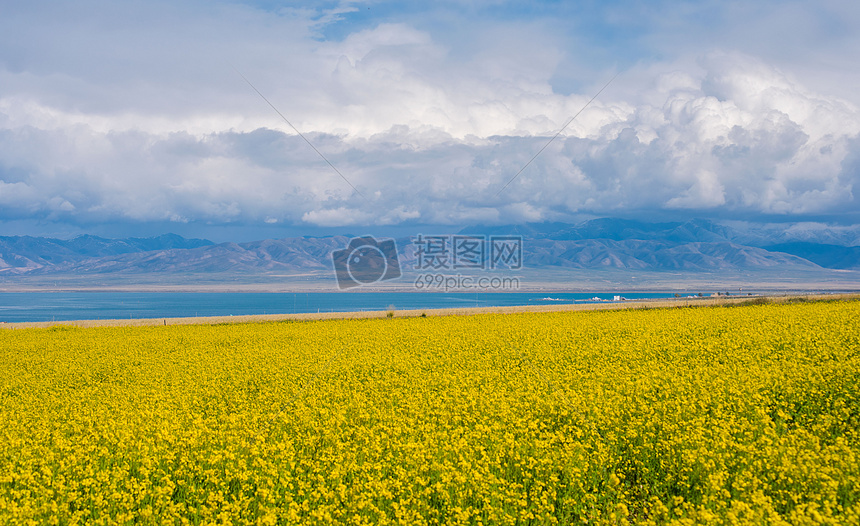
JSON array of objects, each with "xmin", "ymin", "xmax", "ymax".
[{"xmin": 1, "ymin": 300, "xmax": 858, "ymax": 525}]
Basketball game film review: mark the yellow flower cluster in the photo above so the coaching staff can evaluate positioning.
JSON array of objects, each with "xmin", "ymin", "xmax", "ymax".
[{"xmin": 1, "ymin": 300, "xmax": 859, "ymax": 525}]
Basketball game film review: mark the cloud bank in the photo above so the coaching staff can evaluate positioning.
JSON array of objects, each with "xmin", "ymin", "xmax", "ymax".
[{"xmin": 1, "ymin": 1, "xmax": 859, "ymax": 237}]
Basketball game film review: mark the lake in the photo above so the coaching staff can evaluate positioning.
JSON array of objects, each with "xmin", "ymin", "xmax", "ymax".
[{"xmin": 0, "ymin": 291, "xmax": 692, "ymax": 323}]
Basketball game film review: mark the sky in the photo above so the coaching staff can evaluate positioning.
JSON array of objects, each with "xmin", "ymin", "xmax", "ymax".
[{"xmin": 1, "ymin": 0, "xmax": 859, "ymax": 242}]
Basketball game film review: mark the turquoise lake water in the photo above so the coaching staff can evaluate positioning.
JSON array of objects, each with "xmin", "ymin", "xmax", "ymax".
[{"xmin": 0, "ymin": 291, "xmax": 698, "ymax": 323}]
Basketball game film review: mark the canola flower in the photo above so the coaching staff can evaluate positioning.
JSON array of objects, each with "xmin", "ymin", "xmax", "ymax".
[{"xmin": 0, "ymin": 300, "xmax": 858, "ymax": 525}]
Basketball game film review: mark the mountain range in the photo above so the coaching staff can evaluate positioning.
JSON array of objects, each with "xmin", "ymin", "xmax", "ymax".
[
  {"xmin": 1, "ymin": 219, "xmax": 859, "ymax": 278},
  {"xmin": 459, "ymin": 218, "xmax": 860, "ymax": 270}
]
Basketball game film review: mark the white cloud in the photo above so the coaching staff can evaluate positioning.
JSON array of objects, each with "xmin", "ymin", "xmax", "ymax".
[
  {"xmin": 666, "ymin": 170, "xmax": 726, "ymax": 209},
  {"xmin": 1, "ymin": 1, "xmax": 859, "ymax": 235},
  {"xmin": 301, "ymin": 207, "xmax": 373, "ymax": 226}
]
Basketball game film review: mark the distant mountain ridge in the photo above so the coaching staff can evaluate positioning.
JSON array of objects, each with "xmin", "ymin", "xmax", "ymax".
[
  {"xmin": 1, "ymin": 218, "xmax": 858, "ymax": 277},
  {"xmin": 0, "ymin": 233, "xmax": 214, "ymax": 272},
  {"xmin": 516, "ymin": 239, "xmax": 816, "ymax": 270},
  {"xmin": 460, "ymin": 218, "xmax": 860, "ymax": 269},
  {"xmin": 763, "ymin": 242, "xmax": 860, "ymax": 269},
  {"xmin": 460, "ymin": 218, "xmax": 860, "ymax": 247}
]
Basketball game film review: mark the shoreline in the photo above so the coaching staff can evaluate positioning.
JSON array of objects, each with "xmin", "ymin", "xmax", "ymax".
[
  {"xmin": 3, "ymin": 268, "xmax": 860, "ymax": 294},
  {"xmin": 3, "ymin": 292, "xmax": 857, "ymax": 330}
]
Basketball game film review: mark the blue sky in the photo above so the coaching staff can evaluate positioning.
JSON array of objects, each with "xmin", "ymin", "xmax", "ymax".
[{"xmin": 1, "ymin": 0, "xmax": 859, "ymax": 241}]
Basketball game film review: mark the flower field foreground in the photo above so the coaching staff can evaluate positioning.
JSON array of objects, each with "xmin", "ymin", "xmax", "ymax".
[{"xmin": 1, "ymin": 300, "xmax": 859, "ymax": 525}]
